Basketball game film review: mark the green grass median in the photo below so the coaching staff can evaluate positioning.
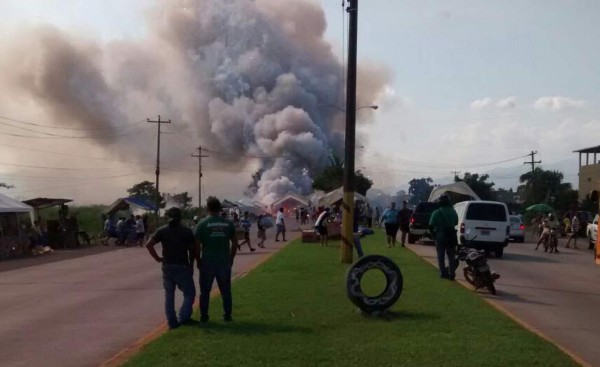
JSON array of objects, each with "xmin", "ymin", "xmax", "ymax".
[{"xmin": 125, "ymin": 231, "xmax": 576, "ymax": 367}]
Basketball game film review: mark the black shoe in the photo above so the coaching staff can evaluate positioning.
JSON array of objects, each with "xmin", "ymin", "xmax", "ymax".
[
  {"xmin": 200, "ymin": 315, "xmax": 209, "ymax": 324},
  {"xmin": 440, "ymin": 274, "xmax": 449, "ymax": 279},
  {"xmin": 223, "ymin": 315, "xmax": 233, "ymax": 322},
  {"xmin": 250, "ymin": 248, "xmax": 256, "ymax": 252},
  {"xmin": 168, "ymin": 323, "xmax": 180, "ymax": 330}
]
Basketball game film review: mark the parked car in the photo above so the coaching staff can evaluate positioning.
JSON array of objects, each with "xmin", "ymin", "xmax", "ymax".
[
  {"xmin": 587, "ymin": 214, "xmax": 598, "ymax": 249},
  {"xmin": 453, "ymin": 200, "xmax": 510, "ymax": 258},
  {"xmin": 509, "ymin": 215, "xmax": 525, "ymax": 243},
  {"xmin": 408, "ymin": 202, "xmax": 439, "ymax": 244}
]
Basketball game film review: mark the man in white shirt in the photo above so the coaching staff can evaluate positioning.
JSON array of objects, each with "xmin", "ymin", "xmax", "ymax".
[
  {"xmin": 135, "ymin": 215, "xmax": 146, "ymax": 247},
  {"xmin": 275, "ymin": 208, "xmax": 286, "ymax": 242}
]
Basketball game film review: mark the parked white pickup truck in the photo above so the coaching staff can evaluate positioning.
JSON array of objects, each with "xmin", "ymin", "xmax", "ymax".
[{"xmin": 588, "ymin": 214, "xmax": 598, "ymax": 248}]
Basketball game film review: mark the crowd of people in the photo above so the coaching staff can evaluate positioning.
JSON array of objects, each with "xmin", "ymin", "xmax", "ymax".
[
  {"xmin": 102, "ymin": 214, "xmax": 148, "ymax": 247},
  {"xmin": 532, "ymin": 211, "xmax": 583, "ymax": 252}
]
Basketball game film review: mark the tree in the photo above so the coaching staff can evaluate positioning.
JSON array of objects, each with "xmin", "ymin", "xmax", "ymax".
[
  {"xmin": 454, "ymin": 172, "xmax": 495, "ymax": 200},
  {"xmin": 127, "ymin": 181, "xmax": 165, "ymax": 208},
  {"xmin": 518, "ymin": 168, "xmax": 575, "ymax": 211},
  {"xmin": 408, "ymin": 177, "xmax": 434, "ymax": 205},
  {"xmin": 312, "ymin": 155, "xmax": 373, "ymax": 196}
]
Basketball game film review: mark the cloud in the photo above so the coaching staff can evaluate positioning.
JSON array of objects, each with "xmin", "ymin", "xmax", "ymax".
[
  {"xmin": 470, "ymin": 97, "xmax": 493, "ymax": 109},
  {"xmin": 470, "ymin": 96, "xmax": 517, "ymax": 110},
  {"xmin": 496, "ymin": 96, "xmax": 517, "ymax": 109},
  {"xmin": 534, "ymin": 96, "xmax": 585, "ymax": 111}
]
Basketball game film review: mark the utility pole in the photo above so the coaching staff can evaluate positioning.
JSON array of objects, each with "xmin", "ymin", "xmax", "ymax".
[
  {"xmin": 451, "ymin": 171, "xmax": 461, "ymax": 181},
  {"xmin": 523, "ymin": 151, "xmax": 541, "ymax": 175},
  {"xmin": 192, "ymin": 146, "xmax": 209, "ymax": 216},
  {"xmin": 147, "ymin": 115, "xmax": 172, "ymax": 221},
  {"xmin": 341, "ymin": 0, "xmax": 358, "ymax": 264}
]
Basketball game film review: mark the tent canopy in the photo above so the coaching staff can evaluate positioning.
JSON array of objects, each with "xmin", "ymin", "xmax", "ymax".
[
  {"xmin": 23, "ymin": 198, "xmax": 72, "ymax": 210},
  {"xmin": 271, "ymin": 192, "xmax": 310, "ymax": 208},
  {"xmin": 428, "ymin": 182, "xmax": 481, "ymax": 202},
  {"xmin": 317, "ymin": 187, "xmax": 368, "ymax": 208},
  {"xmin": 0, "ymin": 193, "xmax": 34, "ymax": 213},
  {"xmin": 105, "ymin": 196, "xmax": 157, "ymax": 215}
]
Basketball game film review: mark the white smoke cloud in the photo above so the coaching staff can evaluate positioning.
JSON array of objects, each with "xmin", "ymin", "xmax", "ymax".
[
  {"xmin": 534, "ymin": 96, "xmax": 585, "ymax": 111},
  {"xmin": 470, "ymin": 97, "xmax": 493, "ymax": 109},
  {"xmin": 0, "ymin": 0, "xmax": 387, "ymax": 205},
  {"xmin": 496, "ymin": 96, "xmax": 517, "ymax": 109}
]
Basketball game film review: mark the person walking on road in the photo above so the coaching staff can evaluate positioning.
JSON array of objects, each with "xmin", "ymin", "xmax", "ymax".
[
  {"xmin": 565, "ymin": 213, "xmax": 580, "ymax": 249},
  {"xmin": 145, "ymin": 207, "xmax": 198, "ymax": 330},
  {"xmin": 429, "ymin": 195, "xmax": 459, "ymax": 280},
  {"xmin": 366, "ymin": 204, "xmax": 373, "ymax": 228},
  {"xmin": 238, "ymin": 212, "xmax": 256, "ymax": 252},
  {"xmin": 380, "ymin": 202, "xmax": 400, "ymax": 248},
  {"xmin": 135, "ymin": 215, "xmax": 145, "ymax": 247},
  {"xmin": 275, "ymin": 208, "xmax": 286, "ymax": 241},
  {"xmin": 194, "ymin": 197, "xmax": 239, "ymax": 323},
  {"xmin": 398, "ymin": 201, "xmax": 412, "ymax": 247},
  {"xmin": 256, "ymin": 214, "xmax": 267, "ymax": 248}
]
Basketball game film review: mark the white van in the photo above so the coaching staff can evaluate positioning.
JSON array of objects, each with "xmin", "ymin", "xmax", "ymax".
[{"xmin": 453, "ymin": 200, "xmax": 510, "ymax": 258}]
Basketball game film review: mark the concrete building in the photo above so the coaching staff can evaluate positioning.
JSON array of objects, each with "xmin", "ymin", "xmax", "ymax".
[{"xmin": 574, "ymin": 145, "xmax": 600, "ymax": 202}]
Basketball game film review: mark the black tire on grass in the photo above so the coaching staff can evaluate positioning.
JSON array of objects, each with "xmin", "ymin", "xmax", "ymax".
[{"xmin": 345, "ymin": 255, "xmax": 403, "ymax": 314}]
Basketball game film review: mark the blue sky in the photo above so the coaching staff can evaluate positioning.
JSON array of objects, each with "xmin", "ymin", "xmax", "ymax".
[{"xmin": 1, "ymin": 0, "xmax": 598, "ymax": 201}]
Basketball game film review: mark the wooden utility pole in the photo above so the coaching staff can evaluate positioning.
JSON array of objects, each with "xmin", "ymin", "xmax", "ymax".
[
  {"xmin": 451, "ymin": 171, "xmax": 461, "ymax": 180},
  {"xmin": 147, "ymin": 115, "xmax": 171, "ymax": 220},
  {"xmin": 192, "ymin": 146, "xmax": 209, "ymax": 216},
  {"xmin": 341, "ymin": 0, "xmax": 358, "ymax": 264},
  {"xmin": 523, "ymin": 150, "xmax": 541, "ymax": 175}
]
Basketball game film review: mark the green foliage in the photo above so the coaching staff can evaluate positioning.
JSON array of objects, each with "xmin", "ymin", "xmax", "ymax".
[
  {"xmin": 455, "ymin": 172, "xmax": 496, "ymax": 200},
  {"xmin": 126, "ymin": 232, "xmax": 576, "ymax": 367},
  {"xmin": 127, "ymin": 180, "xmax": 165, "ymax": 208},
  {"xmin": 408, "ymin": 177, "xmax": 434, "ymax": 204},
  {"xmin": 38, "ymin": 205, "xmax": 107, "ymax": 233},
  {"xmin": 518, "ymin": 168, "xmax": 576, "ymax": 212},
  {"xmin": 312, "ymin": 155, "xmax": 373, "ymax": 196}
]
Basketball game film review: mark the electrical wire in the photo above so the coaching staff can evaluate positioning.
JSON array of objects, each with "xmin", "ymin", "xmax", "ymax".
[{"xmin": 0, "ymin": 115, "xmax": 146, "ymax": 131}]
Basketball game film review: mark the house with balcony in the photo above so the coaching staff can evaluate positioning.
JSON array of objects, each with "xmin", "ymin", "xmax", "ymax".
[{"xmin": 574, "ymin": 145, "xmax": 600, "ymax": 202}]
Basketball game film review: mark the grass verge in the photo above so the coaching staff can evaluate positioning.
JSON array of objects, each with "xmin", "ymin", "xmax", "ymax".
[{"xmin": 125, "ymin": 231, "xmax": 577, "ymax": 367}]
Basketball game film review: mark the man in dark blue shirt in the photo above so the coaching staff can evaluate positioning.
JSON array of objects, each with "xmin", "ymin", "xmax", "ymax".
[{"xmin": 146, "ymin": 208, "xmax": 199, "ymax": 329}]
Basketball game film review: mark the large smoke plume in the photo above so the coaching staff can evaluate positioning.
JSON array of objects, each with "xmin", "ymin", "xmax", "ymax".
[{"xmin": 0, "ymin": 0, "xmax": 387, "ymax": 204}]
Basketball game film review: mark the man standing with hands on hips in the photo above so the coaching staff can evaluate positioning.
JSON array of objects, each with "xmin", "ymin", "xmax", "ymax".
[
  {"xmin": 195, "ymin": 197, "xmax": 239, "ymax": 323},
  {"xmin": 145, "ymin": 207, "xmax": 199, "ymax": 330}
]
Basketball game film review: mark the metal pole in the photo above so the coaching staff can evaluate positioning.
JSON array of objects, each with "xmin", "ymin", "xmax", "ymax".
[
  {"xmin": 341, "ymin": 0, "xmax": 358, "ymax": 264},
  {"xmin": 192, "ymin": 146, "xmax": 209, "ymax": 217},
  {"xmin": 147, "ymin": 115, "xmax": 172, "ymax": 222}
]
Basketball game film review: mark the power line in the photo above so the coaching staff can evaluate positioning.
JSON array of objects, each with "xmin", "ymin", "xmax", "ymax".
[
  {"xmin": 0, "ymin": 115, "xmax": 146, "ymax": 131},
  {"xmin": 0, "ymin": 161, "xmax": 134, "ymax": 171}
]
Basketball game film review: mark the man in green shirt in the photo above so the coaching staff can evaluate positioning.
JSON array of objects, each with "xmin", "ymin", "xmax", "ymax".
[
  {"xmin": 429, "ymin": 195, "xmax": 459, "ymax": 280},
  {"xmin": 194, "ymin": 197, "xmax": 239, "ymax": 323}
]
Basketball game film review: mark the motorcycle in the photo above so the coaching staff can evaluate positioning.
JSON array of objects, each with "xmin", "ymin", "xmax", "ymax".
[
  {"xmin": 543, "ymin": 228, "xmax": 559, "ymax": 253},
  {"xmin": 455, "ymin": 235, "xmax": 500, "ymax": 295}
]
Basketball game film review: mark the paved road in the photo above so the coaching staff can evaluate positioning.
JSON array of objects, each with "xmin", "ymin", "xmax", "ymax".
[
  {"xmin": 409, "ymin": 235, "xmax": 600, "ymax": 367},
  {"xmin": 0, "ymin": 227, "xmax": 295, "ymax": 367}
]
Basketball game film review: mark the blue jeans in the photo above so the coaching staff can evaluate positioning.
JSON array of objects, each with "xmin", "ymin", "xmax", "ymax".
[
  {"xmin": 162, "ymin": 264, "xmax": 196, "ymax": 328},
  {"xmin": 200, "ymin": 264, "xmax": 232, "ymax": 319},
  {"xmin": 435, "ymin": 239, "xmax": 457, "ymax": 278},
  {"xmin": 353, "ymin": 237, "xmax": 364, "ymax": 258}
]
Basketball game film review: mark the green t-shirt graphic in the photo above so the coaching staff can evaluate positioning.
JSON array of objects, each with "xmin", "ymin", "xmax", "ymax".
[{"xmin": 194, "ymin": 215, "xmax": 235, "ymax": 267}]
